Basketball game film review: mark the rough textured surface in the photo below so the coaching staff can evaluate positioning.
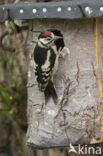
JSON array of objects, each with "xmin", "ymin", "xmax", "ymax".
[{"xmin": 27, "ymin": 19, "xmax": 102, "ymax": 149}]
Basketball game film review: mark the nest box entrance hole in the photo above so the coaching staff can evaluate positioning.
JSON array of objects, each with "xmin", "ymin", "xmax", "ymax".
[{"xmin": 47, "ymin": 29, "xmax": 65, "ymax": 51}]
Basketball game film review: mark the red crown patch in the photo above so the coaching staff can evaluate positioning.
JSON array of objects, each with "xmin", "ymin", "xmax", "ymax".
[{"xmin": 44, "ymin": 31, "xmax": 51, "ymax": 36}]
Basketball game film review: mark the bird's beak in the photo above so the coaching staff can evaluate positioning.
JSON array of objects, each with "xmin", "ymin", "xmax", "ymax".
[{"xmin": 54, "ymin": 35, "xmax": 63, "ymax": 40}]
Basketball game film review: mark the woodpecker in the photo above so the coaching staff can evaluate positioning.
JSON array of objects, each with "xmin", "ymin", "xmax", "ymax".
[{"xmin": 33, "ymin": 31, "xmax": 63, "ymax": 104}]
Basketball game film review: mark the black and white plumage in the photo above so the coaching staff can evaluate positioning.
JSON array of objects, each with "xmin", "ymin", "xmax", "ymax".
[{"xmin": 33, "ymin": 31, "xmax": 63, "ymax": 104}]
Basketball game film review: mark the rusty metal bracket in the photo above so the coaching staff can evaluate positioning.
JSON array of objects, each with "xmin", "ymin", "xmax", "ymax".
[{"xmin": 0, "ymin": 0, "xmax": 103, "ymax": 20}]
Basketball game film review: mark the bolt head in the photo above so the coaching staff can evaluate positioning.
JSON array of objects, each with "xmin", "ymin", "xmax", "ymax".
[
  {"xmin": 43, "ymin": 8, "xmax": 47, "ymax": 13},
  {"xmin": 32, "ymin": 9, "xmax": 37, "ymax": 14},
  {"xmin": 57, "ymin": 7, "xmax": 62, "ymax": 12},
  {"xmin": 85, "ymin": 7, "xmax": 93, "ymax": 15},
  {"xmin": 100, "ymin": 7, "xmax": 103, "ymax": 11},
  {"xmin": 20, "ymin": 9, "xmax": 24, "ymax": 14}
]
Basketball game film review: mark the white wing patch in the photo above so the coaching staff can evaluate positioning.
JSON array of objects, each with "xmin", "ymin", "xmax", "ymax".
[{"xmin": 41, "ymin": 50, "xmax": 50, "ymax": 70}]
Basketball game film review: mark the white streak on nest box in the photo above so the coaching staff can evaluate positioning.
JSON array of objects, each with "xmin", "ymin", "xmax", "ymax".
[
  {"xmin": 87, "ymin": 88, "xmax": 91, "ymax": 97},
  {"xmin": 59, "ymin": 95, "xmax": 63, "ymax": 100},
  {"xmin": 28, "ymin": 71, "xmax": 31, "ymax": 78},
  {"xmin": 32, "ymin": 93, "xmax": 34, "ymax": 97},
  {"xmin": 44, "ymin": 122, "xmax": 48, "ymax": 126},
  {"xmin": 47, "ymin": 110, "xmax": 56, "ymax": 116},
  {"xmin": 57, "ymin": 129, "xmax": 62, "ymax": 133},
  {"xmin": 36, "ymin": 108, "xmax": 41, "ymax": 113},
  {"xmin": 64, "ymin": 47, "xmax": 70, "ymax": 54},
  {"xmin": 61, "ymin": 47, "xmax": 70, "ymax": 58},
  {"xmin": 30, "ymin": 60, "xmax": 35, "ymax": 67},
  {"xmin": 35, "ymin": 121, "xmax": 39, "ymax": 126}
]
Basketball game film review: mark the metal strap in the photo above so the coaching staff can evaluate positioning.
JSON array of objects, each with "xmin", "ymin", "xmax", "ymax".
[{"xmin": 0, "ymin": 0, "xmax": 103, "ymax": 20}]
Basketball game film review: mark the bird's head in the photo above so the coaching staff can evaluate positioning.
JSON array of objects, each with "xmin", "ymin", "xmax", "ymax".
[{"xmin": 38, "ymin": 31, "xmax": 63, "ymax": 47}]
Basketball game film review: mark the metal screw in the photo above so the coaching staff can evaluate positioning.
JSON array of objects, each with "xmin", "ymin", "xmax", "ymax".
[
  {"xmin": 67, "ymin": 7, "xmax": 72, "ymax": 11},
  {"xmin": 100, "ymin": 7, "xmax": 103, "ymax": 11},
  {"xmin": 32, "ymin": 9, "xmax": 37, "ymax": 14},
  {"xmin": 20, "ymin": 9, "xmax": 24, "ymax": 14},
  {"xmin": 85, "ymin": 7, "xmax": 93, "ymax": 15},
  {"xmin": 57, "ymin": 7, "xmax": 62, "ymax": 12},
  {"xmin": 42, "ymin": 8, "xmax": 47, "ymax": 13}
]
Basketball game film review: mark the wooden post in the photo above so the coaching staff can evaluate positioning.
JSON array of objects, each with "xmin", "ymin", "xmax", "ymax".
[{"xmin": 27, "ymin": 19, "xmax": 102, "ymax": 149}]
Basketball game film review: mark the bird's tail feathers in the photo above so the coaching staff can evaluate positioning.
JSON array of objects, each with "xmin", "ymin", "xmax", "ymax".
[{"xmin": 44, "ymin": 80, "xmax": 57, "ymax": 104}]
